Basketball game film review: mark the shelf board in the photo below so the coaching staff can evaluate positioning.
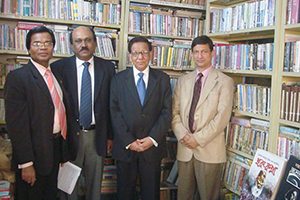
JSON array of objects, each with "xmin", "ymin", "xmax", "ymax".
[
  {"xmin": 208, "ymin": 0, "xmax": 247, "ymax": 6},
  {"xmin": 233, "ymin": 109, "xmax": 270, "ymax": 121},
  {"xmin": 128, "ymin": 32, "xmax": 194, "ymax": 40},
  {"xmin": 208, "ymin": 26, "xmax": 275, "ymax": 41},
  {"xmin": 284, "ymin": 23, "xmax": 300, "ymax": 32},
  {"xmin": 227, "ymin": 148, "xmax": 254, "ymax": 160},
  {"xmin": 0, "ymin": 50, "xmax": 120, "ymax": 61},
  {"xmin": 281, "ymin": 71, "xmax": 300, "ymax": 77},
  {"xmin": 0, "ymin": 120, "xmax": 5, "ymax": 125},
  {"xmin": 126, "ymin": 64, "xmax": 194, "ymax": 71},
  {"xmin": 160, "ymin": 182, "xmax": 177, "ymax": 190},
  {"xmin": 223, "ymin": 183, "xmax": 241, "ymax": 196},
  {"xmin": 130, "ymin": 0, "xmax": 205, "ymax": 10},
  {"xmin": 219, "ymin": 69, "xmax": 273, "ymax": 76},
  {"xmin": 278, "ymin": 119, "xmax": 300, "ymax": 129},
  {"xmin": 0, "ymin": 14, "xmax": 121, "ymax": 29}
]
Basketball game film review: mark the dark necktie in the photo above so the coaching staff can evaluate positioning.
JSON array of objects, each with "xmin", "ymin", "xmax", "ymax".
[
  {"xmin": 79, "ymin": 62, "xmax": 92, "ymax": 129},
  {"xmin": 189, "ymin": 73, "xmax": 203, "ymax": 133},
  {"xmin": 137, "ymin": 72, "xmax": 146, "ymax": 105}
]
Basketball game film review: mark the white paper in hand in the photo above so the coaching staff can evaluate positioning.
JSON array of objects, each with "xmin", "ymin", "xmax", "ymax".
[{"xmin": 57, "ymin": 162, "xmax": 82, "ymax": 194}]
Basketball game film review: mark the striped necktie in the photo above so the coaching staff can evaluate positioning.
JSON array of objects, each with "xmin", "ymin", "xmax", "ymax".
[
  {"xmin": 188, "ymin": 73, "xmax": 203, "ymax": 133},
  {"xmin": 45, "ymin": 69, "xmax": 67, "ymax": 139},
  {"xmin": 79, "ymin": 62, "xmax": 92, "ymax": 129}
]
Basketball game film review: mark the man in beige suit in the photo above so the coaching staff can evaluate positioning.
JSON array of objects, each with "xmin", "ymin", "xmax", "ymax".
[{"xmin": 172, "ymin": 35, "xmax": 234, "ymax": 200}]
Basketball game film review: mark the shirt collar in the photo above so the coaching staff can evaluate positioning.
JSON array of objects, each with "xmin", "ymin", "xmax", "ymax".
[
  {"xmin": 76, "ymin": 56, "xmax": 94, "ymax": 68},
  {"xmin": 196, "ymin": 66, "xmax": 212, "ymax": 78},
  {"xmin": 133, "ymin": 65, "xmax": 150, "ymax": 77},
  {"xmin": 31, "ymin": 59, "xmax": 49, "ymax": 76}
]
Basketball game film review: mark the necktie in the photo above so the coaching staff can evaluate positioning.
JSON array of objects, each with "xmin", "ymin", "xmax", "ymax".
[
  {"xmin": 137, "ymin": 72, "xmax": 146, "ymax": 105},
  {"xmin": 188, "ymin": 73, "xmax": 203, "ymax": 133},
  {"xmin": 79, "ymin": 62, "xmax": 92, "ymax": 129},
  {"xmin": 45, "ymin": 69, "xmax": 67, "ymax": 139}
]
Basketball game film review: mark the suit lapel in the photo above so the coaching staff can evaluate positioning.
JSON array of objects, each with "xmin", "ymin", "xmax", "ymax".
[
  {"xmin": 184, "ymin": 71, "xmax": 198, "ymax": 111},
  {"xmin": 198, "ymin": 68, "xmax": 218, "ymax": 107},
  {"xmin": 143, "ymin": 68, "xmax": 157, "ymax": 106},
  {"xmin": 94, "ymin": 57, "xmax": 104, "ymax": 101},
  {"xmin": 28, "ymin": 61, "xmax": 52, "ymax": 104},
  {"xmin": 125, "ymin": 68, "xmax": 141, "ymax": 106},
  {"xmin": 64, "ymin": 56, "xmax": 79, "ymax": 116}
]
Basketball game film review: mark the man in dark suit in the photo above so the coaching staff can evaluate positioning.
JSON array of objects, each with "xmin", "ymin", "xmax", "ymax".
[
  {"xmin": 51, "ymin": 26, "xmax": 115, "ymax": 200},
  {"xmin": 4, "ymin": 26, "xmax": 69, "ymax": 200},
  {"xmin": 110, "ymin": 36, "xmax": 172, "ymax": 200}
]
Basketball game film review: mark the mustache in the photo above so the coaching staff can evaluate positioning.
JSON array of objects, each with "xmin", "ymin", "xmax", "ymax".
[{"xmin": 80, "ymin": 47, "xmax": 89, "ymax": 52}]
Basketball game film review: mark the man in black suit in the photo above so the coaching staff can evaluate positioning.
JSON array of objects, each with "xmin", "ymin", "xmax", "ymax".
[
  {"xmin": 51, "ymin": 26, "xmax": 115, "ymax": 200},
  {"xmin": 4, "ymin": 26, "xmax": 69, "ymax": 200},
  {"xmin": 110, "ymin": 36, "xmax": 172, "ymax": 200}
]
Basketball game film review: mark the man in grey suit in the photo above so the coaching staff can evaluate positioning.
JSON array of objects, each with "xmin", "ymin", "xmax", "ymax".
[
  {"xmin": 172, "ymin": 35, "xmax": 234, "ymax": 200},
  {"xmin": 110, "ymin": 36, "xmax": 172, "ymax": 200},
  {"xmin": 51, "ymin": 26, "xmax": 115, "ymax": 200}
]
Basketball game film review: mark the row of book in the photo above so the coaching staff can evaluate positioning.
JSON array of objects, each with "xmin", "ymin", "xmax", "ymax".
[
  {"xmin": 213, "ymin": 43, "xmax": 274, "ymax": 71},
  {"xmin": 0, "ymin": 22, "xmax": 118, "ymax": 58},
  {"xmin": 284, "ymin": 41, "xmax": 300, "ymax": 73},
  {"xmin": 159, "ymin": 0, "xmax": 205, "ymax": 6},
  {"xmin": 0, "ymin": 0, "xmax": 121, "ymax": 25},
  {"xmin": 129, "ymin": 3, "xmax": 205, "ymax": 38},
  {"xmin": 0, "ymin": 64, "xmax": 22, "ymax": 88},
  {"xmin": 281, "ymin": 83, "xmax": 300, "ymax": 123},
  {"xmin": 223, "ymin": 152, "xmax": 251, "ymax": 194},
  {"xmin": 101, "ymin": 165, "xmax": 117, "ymax": 194},
  {"xmin": 127, "ymin": 38, "xmax": 194, "ymax": 69},
  {"xmin": 277, "ymin": 126, "xmax": 300, "ymax": 160},
  {"xmin": 209, "ymin": 0, "xmax": 276, "ymax": 33},
  {"xmin": 235, "ymin": 84, "xmax": 271, "ymax": 117},
  {"xmin": 286, "ymin": 0, "xmax": 300, "ymax": 25},
  {"xmin": 226, "ymin": 117, "xmax": 269, "ymax": 156}
]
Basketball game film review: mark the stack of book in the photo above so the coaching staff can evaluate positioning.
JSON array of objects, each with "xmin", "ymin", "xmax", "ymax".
[{"xmin": 0, "ymin": 180, "xmax": 10, "ymax": 200}]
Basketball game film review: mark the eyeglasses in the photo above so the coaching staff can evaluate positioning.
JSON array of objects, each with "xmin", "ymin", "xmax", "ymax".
[
  {"xmin": 131, "ymin": 51, "xmax": 149, "ymax": 58},
  {"xmin": 31, "ymin": 41, "xmax": 53, "ymax": 48}
]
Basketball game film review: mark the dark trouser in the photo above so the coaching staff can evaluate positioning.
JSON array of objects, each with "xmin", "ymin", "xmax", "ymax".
[
  {"xmin": 15, "ymin": 136, "xmax": 60, "ymax": 200},
  {"xmin": 117, "ymin": 155, "xmax": 161, "ymax": 200}
]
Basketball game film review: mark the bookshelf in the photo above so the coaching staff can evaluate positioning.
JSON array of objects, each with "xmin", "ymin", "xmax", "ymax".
[
  {"xmin": 206, "ymin": 0, "xmax": 300, "ymax": 197},
  {"xmin": 120, "ymin": 0, "xmax": 206, "ymax": 73}
]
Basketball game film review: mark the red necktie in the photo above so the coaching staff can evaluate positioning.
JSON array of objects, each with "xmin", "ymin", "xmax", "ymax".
[
  {"xmin": 188, "ymin": 73, "xmax": 203, "ymax": 133},
  {"xmin": 45, "ymin": 69, "xmax": 67, "ymax": 139}
]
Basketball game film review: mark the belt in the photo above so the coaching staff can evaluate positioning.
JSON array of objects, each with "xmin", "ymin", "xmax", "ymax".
[
  {"xmin": 53, "ymin": 132, "xmax": 61, "ymax": 139},
  {"xmin": 81, "ymin": 124, "xmax": 96, "ymax": 131}
]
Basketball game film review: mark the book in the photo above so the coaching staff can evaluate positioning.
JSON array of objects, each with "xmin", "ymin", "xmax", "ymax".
[
  {"xmin": 275, "ymin": 155, "xmax": 300, "ymax": 200},
  {"xmin": 240, "ymin": 149, "xmax": 286, "ymax": 200}
]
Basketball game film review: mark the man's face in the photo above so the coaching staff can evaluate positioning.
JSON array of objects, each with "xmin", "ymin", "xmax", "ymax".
[
  {"xmin": 71, "ymin": 26, "xmax": 96, "ymax": 61},
  {"xmin": 129, "ymin": 42, "xmax": 152, "ymax": 72},
  {"xmin": 192, "ymin": 44, "xmax": 214, "ymax": 71},
  {"xmin": 28, "ymin": 32, "xmax": 54, "ymax": 68}
]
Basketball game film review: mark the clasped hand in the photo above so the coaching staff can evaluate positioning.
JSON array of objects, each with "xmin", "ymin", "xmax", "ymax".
[
  {"xmin": 129, "ymin": 137, "xmax": 153, "ymax": 152},
  {"xmin": 180, "ymin": 132, "xmax": 199, "ymax": 149}
]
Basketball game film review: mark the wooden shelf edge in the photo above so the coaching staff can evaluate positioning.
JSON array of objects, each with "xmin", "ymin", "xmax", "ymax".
[
  {"xmin": 233, "ymin": 109, "xmax": 270, "ymax": 121},
  {"xmin": 278, "ymin": 119, "xmax": 300, "ymax": 129}
]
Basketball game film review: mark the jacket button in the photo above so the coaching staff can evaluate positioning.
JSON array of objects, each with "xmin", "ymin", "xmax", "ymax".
[{"xmin": 76, "ymin": 132, "xmax": 80, "ymax": 136}]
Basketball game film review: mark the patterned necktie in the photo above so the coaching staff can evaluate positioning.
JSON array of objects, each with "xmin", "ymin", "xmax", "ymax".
[
  {"xmin": 45, "ymin": 69, "xmax": 67, "ymax": 139},
  {"xmin": 79, "ymin": 62, "xmax": 92, "ymax": 129},
  {"xmin": 137, "ymin": 72, "xmax": 146, "ymax": 105},
  {"xmin": 188, "ymin": 73, "xmax": 203, "ymax": 133}
]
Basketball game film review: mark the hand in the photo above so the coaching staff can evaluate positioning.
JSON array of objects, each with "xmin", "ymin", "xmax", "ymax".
[
  {"xmin": 107, "ymin": 139, "xmax": 113, "ymax": 153},
  {"xmin": 22, "ymin": 165, "xmax": 36, "ymax": 186},
  {"xmin": 182, "ymin": 133, "xmax": 199, "ymax": 149},
  {"xmin": 136, "ymin": 137, "xmax": 153, "ymax": 151},
  {"xmin": 129, "ymin": 141, "xmax": 143, "ymax": 152}
]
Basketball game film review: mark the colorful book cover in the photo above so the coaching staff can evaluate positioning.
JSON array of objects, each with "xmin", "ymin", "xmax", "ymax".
[
  {"xmin": 275, "ymin": 155, "xmax": 300, "ymax": 200},
  {"xmin": 240, "ymin": 149, "xmax": 286, "ymax": 200}
]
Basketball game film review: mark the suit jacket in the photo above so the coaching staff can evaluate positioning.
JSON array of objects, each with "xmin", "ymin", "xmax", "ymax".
[
  {"xmin": 172, "ymin": 67, "xmax": 234, "ymax": 163},
  {"xmin": 110, "ymin": 67, "xmax": 172, "ymax": 162},
  {"xmin": 4, "ymin": 61, "xmax": 69, "ymax": 176},
  {"xmin": 51, "ymin": 55, "xmax": 115, "ymax": 160}
]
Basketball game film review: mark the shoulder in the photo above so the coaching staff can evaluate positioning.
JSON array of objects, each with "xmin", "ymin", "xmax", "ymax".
[
  {"xmin": 213, "ymin": 68, "xmax": 233, "ymax": 83},
  {"xmin": 94, "ymin": 56, "xmax": 115, "ymax": 73}
]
